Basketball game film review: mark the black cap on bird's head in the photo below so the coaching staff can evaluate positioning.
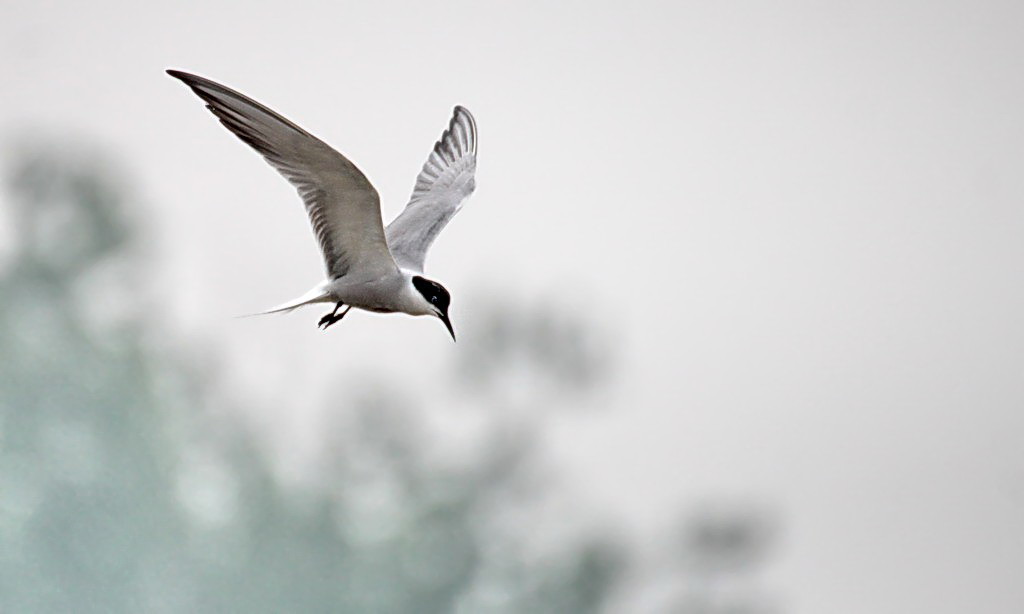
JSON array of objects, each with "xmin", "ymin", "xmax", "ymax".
[{"xmin": 412, "ymin": 276, "xmax": 455, "ymax": 341}]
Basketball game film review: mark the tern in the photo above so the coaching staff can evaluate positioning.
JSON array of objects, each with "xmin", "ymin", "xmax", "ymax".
[{"xmin": 167, "ymin": 69, "xmax": 478, "ymax": 341}]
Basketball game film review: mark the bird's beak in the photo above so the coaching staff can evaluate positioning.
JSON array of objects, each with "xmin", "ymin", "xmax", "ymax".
[{"xmin": 438, "ymin": 311, "xmax": 456, "ymax": 342}]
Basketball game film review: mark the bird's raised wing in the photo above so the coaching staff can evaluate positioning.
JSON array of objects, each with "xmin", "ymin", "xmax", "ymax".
[
  {"xmin": 167, "ymin": 69, "xmax": 398, "ymax": 281},
  {"xmin": 386, "ymin": 106, "xmax": 477, "ymax": 273}
]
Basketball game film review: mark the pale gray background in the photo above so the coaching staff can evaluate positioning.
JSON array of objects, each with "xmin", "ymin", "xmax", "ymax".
[{"xmin": 3, "ymin": 1, "xmax": 1023, "ymax": 612}]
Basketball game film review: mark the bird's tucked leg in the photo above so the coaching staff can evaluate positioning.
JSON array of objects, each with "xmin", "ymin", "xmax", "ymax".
[{"xmin": 318, "ymin": 303, "xmax": 350, "ymax": 330}]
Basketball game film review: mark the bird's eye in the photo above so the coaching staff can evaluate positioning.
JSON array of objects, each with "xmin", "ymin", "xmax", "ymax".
[{"xmin": 431, "ymin": 296, "xmax": 438, "ymax": 303}]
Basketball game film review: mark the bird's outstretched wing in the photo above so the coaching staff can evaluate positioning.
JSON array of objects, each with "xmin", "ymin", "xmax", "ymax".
[
  {"xmin": 386, "ymin": 106, "xmax": 477, "ymax": 273},
  {"xmin": 167, "ymin": 69, "xmax": 398, "ymax": 281}
]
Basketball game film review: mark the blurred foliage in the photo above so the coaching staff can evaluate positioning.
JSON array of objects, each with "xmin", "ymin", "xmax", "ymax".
[
  {"xmin": 457, "ymin": 302, "xmax": 611, "ymax": 398},
  {"xmin": 672, "ymin": 506, "xmax": 781, "ymax": 614},
  {"xmin": 0, "ymin": 144, "xmax": 780, "ymax": 613}
]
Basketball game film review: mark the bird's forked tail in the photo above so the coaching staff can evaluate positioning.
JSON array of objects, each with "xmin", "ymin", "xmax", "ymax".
[{"xmin": 237, "ymin": 286, "xmax": 332, "ymax": 318}]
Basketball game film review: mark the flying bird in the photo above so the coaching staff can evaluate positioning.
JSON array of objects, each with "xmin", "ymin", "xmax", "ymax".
[{"xmin": 167, "ymin": 69, "xmax": 478, "ymax": 341}]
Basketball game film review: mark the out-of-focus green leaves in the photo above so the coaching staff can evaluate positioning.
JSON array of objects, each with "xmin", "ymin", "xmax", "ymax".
[
  {"xmin": 0, "ymin": 145, "xmax": 629, "ymax": 613},
  {"xmin": 0, "ymin": 144, "xmax": 780, "ymax": 613},
  {"xmin": 456, "ymin": 298, "xmax": 612, "ymax": 403}
]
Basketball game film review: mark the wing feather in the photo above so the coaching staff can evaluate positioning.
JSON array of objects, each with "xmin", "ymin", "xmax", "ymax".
[
  {"xmin": 386, "ymin": 106, "xmax": 477, "ymax": 272},
  {"xmin": 167, "ymin": 69, "xmax": 397, "ymax": 280}
]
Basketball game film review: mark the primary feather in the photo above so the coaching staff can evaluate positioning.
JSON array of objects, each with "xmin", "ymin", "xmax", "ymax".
[
  {"xmin": 166, "ymin": 69, "xmax": 398, "ymax": 281},
  {"xmin": 386, "ymin": 106, "xmax": 478, "ymax": 273}
]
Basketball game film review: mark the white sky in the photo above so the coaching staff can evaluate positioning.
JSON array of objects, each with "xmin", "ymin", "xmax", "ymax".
[{"xmin": 3, "ymin": 1, "xmax": 1023, "ymax": 612}]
